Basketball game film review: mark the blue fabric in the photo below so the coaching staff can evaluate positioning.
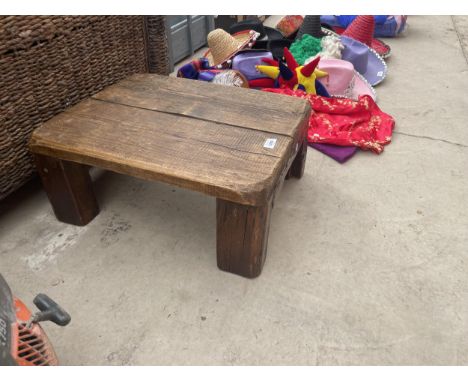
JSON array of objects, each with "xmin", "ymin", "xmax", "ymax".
[
  {"xmin": 199, "ymin": 58, "xmax": 211, "ymax": 69},
  {"xmin": 374, "ymin": 15, "xmax": 388, "ymax": 24},
  {"xmin": 336, "ymin": 15, "xmax": 388, "ymax": 27},
  {"xmin": 336, "ymin": 15, "xmax": 356, "ymax": 27},
  {"xmin": 198, "ymin": 71, "xmax": 217, "ymax": 81},
  {"xmin": 177, "ymin": 58, "xmax": 218, "ymax": 82},
  {"xmin": 315, "ymin": 80, "xmax": 330, "ymax": 97},
  {"xmin": 279, "ymin": 61, "xmax": 294, "ymax": 80},
  {"xmin": 177, "ymin": 62, "xmax": 200, "ymax": 80}
]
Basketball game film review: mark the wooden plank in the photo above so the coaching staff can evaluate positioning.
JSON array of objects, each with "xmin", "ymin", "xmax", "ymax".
[
  {"xmin": 92, "ymin": 74, "xmax": 311, "ymax": 138},
  {"xmin": 74, "ymin": 99, "xmax": 292, "ymax": 158},
  {"xmin": 34, "ymin": 154, "xmax": 99, "ymax": 226},
  {"xmin": 30, "ymin": 99, "xmax": 294, "ymax": 205},
  {"xmin": 107, "ymin": 74, "xmax": 310, "ymax": 117},
  {"xmin": 216, "ymin": 197, "xmax": 273, "ymax": 278}
]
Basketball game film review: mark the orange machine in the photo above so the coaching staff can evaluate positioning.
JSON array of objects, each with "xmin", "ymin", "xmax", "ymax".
[{"xmin": 0, "ymin": 274, "xmax": 70, "ymax": 366}]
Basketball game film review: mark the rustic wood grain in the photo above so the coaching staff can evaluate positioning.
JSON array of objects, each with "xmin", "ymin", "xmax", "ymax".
[
  {"xmin": 34, "ymin": 154, "xmax": 99, "ymax": 226},
  {"xmin": 93, "ymin": 74, "xmax": 310, "ymax": 139},
  {"xmin": 30, "ymin": 100, "xmax": 292, "ymax": 205},
  {"xmin": 216, "ymin": 197, "xmax": 272, "ymax": 278},
  {"xmin": 30, "ymin": 75, "xmax": 311, "ymax": 206}
]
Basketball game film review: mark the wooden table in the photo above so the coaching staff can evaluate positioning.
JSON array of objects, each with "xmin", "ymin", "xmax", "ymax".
[{"xmin": 29, "ymin": 74, "xmax": 310, "ymax": 278}]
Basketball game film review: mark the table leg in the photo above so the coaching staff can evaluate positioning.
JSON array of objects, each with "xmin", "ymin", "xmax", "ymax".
[
  {"xmin": 34, "ymin": 154, "xmax": 99, "ymax": 226},
  {"xmin": 216, "ymin": 198, "xmax": 272, "ymax": 278},
  {"xmin": 286, "ymin": 140, "xmax": 308, "ymax": 179}
]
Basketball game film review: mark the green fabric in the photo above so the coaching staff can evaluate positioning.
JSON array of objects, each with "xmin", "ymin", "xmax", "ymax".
[{"xmin": 289, "ymin": 34, "xmax": 322, "ymax": 66}]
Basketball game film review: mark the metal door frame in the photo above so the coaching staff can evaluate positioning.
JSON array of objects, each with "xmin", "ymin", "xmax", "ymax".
[{"xmin": 165, "ymin": 16, "xmax": 215, "ymax": 72}]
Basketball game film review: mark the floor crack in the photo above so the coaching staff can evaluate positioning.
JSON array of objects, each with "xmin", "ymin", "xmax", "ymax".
[
  {"xmin": 394, "ymin": 131, "xmax": 468, "ymax": 148},
  {"xmin": 452, "ymin": 16, "xmax": 468, "ymax": 66}
]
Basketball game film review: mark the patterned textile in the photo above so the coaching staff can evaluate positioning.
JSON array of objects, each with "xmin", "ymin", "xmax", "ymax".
[
  {"xmin": 275, "ymin": 15, "xmax": 304, "ymax": 37},
  {"xmin": 262, "ymin": 88, "xmax": 395, "ymax": 153}
]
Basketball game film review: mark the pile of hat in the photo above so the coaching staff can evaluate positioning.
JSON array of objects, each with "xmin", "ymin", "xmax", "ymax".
[
  {"xmin": 320, "ymin": 15, "xmax": 407, "ymax": 37},
  {"xmin": 177, "ymin": 15, "xmax": 407, "ymax": 162}
]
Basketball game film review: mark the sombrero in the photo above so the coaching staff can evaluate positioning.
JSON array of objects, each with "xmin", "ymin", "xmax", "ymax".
[
  {"xmin": 317, "ymin": 58, "xmax": 376, "ymax": 101},
  {"xmin": 232, "ymin": 49, "xmax": 274, "ymax": 80},
  {"xmin": 204, "ymin": 28, "xmax": 258, "ymax": 67},
  {"xmin": 320, "ymin": 15, "xmax": 408, "ymax": 38},
  {"xmin": 340, "ymin": 16, "xmax": 391, "ymax": 59},
  {"xmin": 229, "ymin": 19, "xmax": 285, "ymax": 51},
  {"xmin": 229, "ymin": 19, "xmax": 284, "ymax": 41},
  {"xmin": 295, "ymin": 15, "xmax": 337, "ymax": 40},
  {"xmin": 340, "ymin": 35, "xmax": 387, "ymax": 86},
  {"xmin": 211, "ymin": 70, "xmax": 249, "ymax": 88}
]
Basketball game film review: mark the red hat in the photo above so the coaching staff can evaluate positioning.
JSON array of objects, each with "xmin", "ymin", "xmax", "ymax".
[{"xmin": 342, "ymin": 15, "xmax": 391, "ymax": 59}]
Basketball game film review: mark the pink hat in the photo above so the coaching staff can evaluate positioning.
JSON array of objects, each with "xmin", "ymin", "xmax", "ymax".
[{"xmin": 317, "ymin": 58, "xmax": 376, "ymax": 101}]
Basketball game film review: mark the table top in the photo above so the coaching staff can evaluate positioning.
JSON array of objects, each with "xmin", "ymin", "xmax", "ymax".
[{"xmin": 30, "ymin": 74, "xmax": 310, "ymax": 205}]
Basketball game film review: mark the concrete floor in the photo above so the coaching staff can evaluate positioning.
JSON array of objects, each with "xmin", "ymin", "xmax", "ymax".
[{"xmin": 1, "ymin": 16, "xmax": 468, "ymax": 365}]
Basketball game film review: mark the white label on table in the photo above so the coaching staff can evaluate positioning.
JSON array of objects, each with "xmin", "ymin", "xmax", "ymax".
[{"xmin": 264, "ymin": 138, "xmax": 277, "ymax": 149}]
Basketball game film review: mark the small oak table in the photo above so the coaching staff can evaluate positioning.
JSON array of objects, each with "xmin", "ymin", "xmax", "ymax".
[{"xmin": 29, "ymin": 74, "xmax": 310, "ymax": 278}]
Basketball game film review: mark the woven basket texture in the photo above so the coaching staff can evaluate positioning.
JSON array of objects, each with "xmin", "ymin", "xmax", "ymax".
[{"xmin": 0, "ymin": 16, "xmax": 169, "ymax": 200}]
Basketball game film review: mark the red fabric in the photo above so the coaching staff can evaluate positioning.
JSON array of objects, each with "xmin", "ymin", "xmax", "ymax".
[
  {"xmin": 262, "ymin": 88, "xmax": 395, "ymax": 154},
  {"xmin": 249, "ymin": 78, "xmax": 275, "ymax": 88}
]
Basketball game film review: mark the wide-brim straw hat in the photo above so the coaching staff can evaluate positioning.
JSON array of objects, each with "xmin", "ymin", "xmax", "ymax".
[
  {"xmin": 341, "ymin": 15, "xmax": 391, "ymax": 59},
  {"xmin": 211, "ymin": 70, "xmax": 249, "ymax": 88},
  {"xmin": 204, "ymin": 28, "xmax": 258, "ymax": 67}
]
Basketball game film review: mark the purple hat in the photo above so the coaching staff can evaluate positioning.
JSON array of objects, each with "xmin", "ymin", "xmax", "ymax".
[
  {"xmin": 232, "ymin": 50, "xmax": 274, "ymax": 80},
  {"xmin": 340, "ymin": 35, "xmax": 387, "ymax": 86}
]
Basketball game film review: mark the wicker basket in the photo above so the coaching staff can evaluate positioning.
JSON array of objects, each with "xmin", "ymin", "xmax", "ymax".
[{"xmin": 0, "ymin": 16, "xmax": 170, "ymax": 200}]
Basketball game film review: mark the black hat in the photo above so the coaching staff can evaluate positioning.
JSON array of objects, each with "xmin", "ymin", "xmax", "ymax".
[
  {"xmin": 267, "ymin": 39, "xmax": 293, "ymax": 61},
  {"xmin": 229, "ymin": 19, "xmax": 284, "ymax": 41},
  {"xmin": 296, "ymin": 15, "xmax": 327, "ymax": 40},
  {"xmin": 250, "ymin": 39, "xmax": 293, "ymax": 62}
]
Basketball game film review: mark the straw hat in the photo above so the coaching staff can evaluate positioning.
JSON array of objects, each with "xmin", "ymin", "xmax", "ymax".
[
  {"xmin": 204, "ymin": 28, "xmax": 258, "ymax": 67},
  {"xmin": 341, "ymin": 16, "xmax": 391, "ymax": 58},
  {"xmin": 212, "ymin": 70, "xmax": 249, "ymax": 88}
]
